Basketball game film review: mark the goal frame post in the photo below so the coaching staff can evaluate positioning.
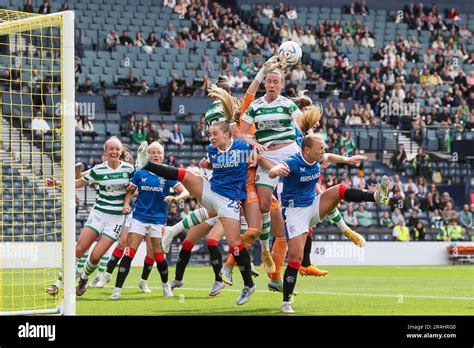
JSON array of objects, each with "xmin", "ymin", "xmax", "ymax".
[{"xmin": 0, "ymin": 9, "xmax": 76, "ymax": 316}]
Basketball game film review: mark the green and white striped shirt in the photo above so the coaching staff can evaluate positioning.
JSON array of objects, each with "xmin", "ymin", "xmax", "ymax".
[
  {"xmin": 241, "ymin": 95, "xmax": 301, "ymax": 147},
  {"xmin": 204, "ymin": 100, "xmax": 236, "ymax": 131},
  {"xmin": 82, "ymin": 161, "xmax": 135, "ymax": 215}
]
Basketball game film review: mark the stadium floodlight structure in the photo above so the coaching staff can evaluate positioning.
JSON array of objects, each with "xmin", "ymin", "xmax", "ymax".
[{"xmin": 0, "ymin": 10, "xmax": 75, "ymax": 315}]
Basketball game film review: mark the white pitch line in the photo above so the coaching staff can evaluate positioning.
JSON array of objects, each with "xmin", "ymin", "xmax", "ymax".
[{"xmin": 103, "ymin": 285, "xmax": 474, "ymax": 301}]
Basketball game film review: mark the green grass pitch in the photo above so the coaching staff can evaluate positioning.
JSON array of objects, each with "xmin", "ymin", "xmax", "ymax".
[
  {"xmin": 2, "ymin": 266, "xmax": 472, "ymax": 315},
  {"xmin": 75, "ymin": 265, "xmax": 474, "ymax": 316}
]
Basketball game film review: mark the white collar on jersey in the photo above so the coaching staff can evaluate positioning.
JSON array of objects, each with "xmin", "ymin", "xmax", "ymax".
[
  {"xmin": 217, "ymin": 139, "xmax": 233, "ymax": 153},
  {"xmin": 300, "ymin": 151, "xmax": 316, "ymax": 166},
  {"xmin": 105, "ymin": 160, "xmax": 122, "ymax": 171},
  {"xmin": 263, "ymin": 95, "xmax": 281, "ymax": 105}
]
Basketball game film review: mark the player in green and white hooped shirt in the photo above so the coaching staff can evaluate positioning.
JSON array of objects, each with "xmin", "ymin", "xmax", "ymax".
[
  {"xmin": 46, "ymin": 137, "xmax": 134, "ymax": 296},
  {"xmin": 239, "ymin": 68, "xmax": 302, "ymax": 270},
  {"xmin": 74, "ymin": 137, "xmax": 134, "ymax": 296}
]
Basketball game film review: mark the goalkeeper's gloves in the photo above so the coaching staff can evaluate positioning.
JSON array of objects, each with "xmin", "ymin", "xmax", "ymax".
[{"xmin": 255, "ymin": 55, "xmax": 285, "ymax": 83}]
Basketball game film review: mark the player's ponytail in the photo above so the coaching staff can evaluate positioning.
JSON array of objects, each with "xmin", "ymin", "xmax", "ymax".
[
  {"xmin": 291, "ymin": 90, "xmax": 313, "ymax": 109},
  {"xmin": 296, "ymin": 103, "xmax": 323, "ymax": 135},
  {"xmin": 120, "ymin": 144, "xmax": 135, "ymax": 165},
  {"xmin": 232, "ymin": 97, "xmax": 243, "ymax": 124},
  {"xmin": 208, "ymin": 84, "xmax": 239, "ymax": 123}
]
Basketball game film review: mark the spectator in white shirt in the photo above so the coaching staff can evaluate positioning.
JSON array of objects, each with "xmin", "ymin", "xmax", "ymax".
[
  {"xmin": 459, "ymin": 24, "xmax": 472, "ymax": 39},
  {"xmin": 77, "ymin": 115, "xmax": 98, "ymax": 140},
  {"xmin": 352, "ymin": 170, "xmax": 365, "ymax": 188},
  {"xmin": 341, "ymin": 32, "xmax": 354, "ymax": 49},
  {"xmin": 32, "ymin": 111, "xmax": 50, "ymax": 139},
  {"xmin": 186, "ymin": 159, "xmax": 201, "ymax": 176},
  {"xmin": 232, "ymin": 69, "xmax": 249, "ymax": 89},
  {"xmin": 302, "ymin": 29, "xmax": 316, "ymax": 46},
  {"xmin": 105, "ymin": 30, "xmax": 119, "ymax": 52},
  {"xmin": 279, "ymin": 23, "xmax": 292, "ymax": 42},
  {"xmin": 343, "ymin": 204, "xmax": 358, "ymax": 227},
  {"xmin": 163, "ymin": 0, "xmax": 176, "ymax": 8},
  {"xmin": 361, "ymin": 32, "xmax": 375, "ymax": 48},
  {"xmin": 158, "ymin": 121, "xmax": 171, "ymax": 143},
  {"xmin": 262, "ymin": 3, "xmax": 274, "ymax": 18},
  {"xmin": 291, "ymin": 64, "xmax": 307, "ymax": 81},
  {"xmin": 432, "ymin": 36, "xmax": 445, "ymax": 50},
  {"xmin": 234, "ymin": 36, "xmax": 247, "ymax": 51},
  {"xmin": 286, "ymin": 5, "xmax": 297, "ymax": 19},
  {"xmin": 225, "ymin": 69, "xmax": 236, "ymax": 89},
  {"xmin": 391, "ymin": 83, "xmax": 406, "ymax": 103}
]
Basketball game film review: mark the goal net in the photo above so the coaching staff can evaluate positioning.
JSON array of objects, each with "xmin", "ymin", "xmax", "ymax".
[{"xmin": 0, "ymin": 9, "xmax": 75, "ymax": 315}]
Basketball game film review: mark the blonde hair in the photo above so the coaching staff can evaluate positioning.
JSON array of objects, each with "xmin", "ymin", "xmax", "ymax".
[
  {"xmin": 231, "ymin": 97, "xmax": 243, "ymax": 123},
  {"xmin": 147, "ymin": 141, "xmax": 164, "ymax": 155},
  {"xmin": 266, "ymin": 68, "xmax": 285, "ymax": 82},
  {"xmin": 291, "ymin": 90, "xmax": 313, "ymax": 109},
  {"xmin": 120, "ymin": 144, "xmax": 134, "ymax": 165},
  {"xmin": 104, "ymin": 136, "xmax": 123, "ymax": 151},
  {"xmin": 296, "ymin": 103, "xmax": 323, "ymax": 135},
  {"xmin": 207, "ymin": 84, "xmax": 240, "ymax": 123},
  {"xmin": 210, "ymin": 120, "xmax": 232, "ymax": 137},
  {"xmin": 301, "ymin": 131, "xmax": 325, "ymax": 150}
]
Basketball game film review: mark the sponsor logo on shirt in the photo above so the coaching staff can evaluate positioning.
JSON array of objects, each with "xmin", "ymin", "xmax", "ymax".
[
  {"xmin": 105, "ymin": 184, "xmax": 126, "ymax": 192},
  {"xmin": 256, "ymin": 120, "xmax": 285, "ymax": 130},
  {"xmin": 300, "ymin": 173, "xmax": 319, "ymax": 182},
  {"xmin": 141, "ymin": 186, "xmax": 164, "ymax": 192}
]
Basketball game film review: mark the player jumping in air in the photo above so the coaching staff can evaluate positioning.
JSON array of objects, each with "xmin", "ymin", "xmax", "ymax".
[
  {"xmin": 138, "ymin": 121, "xmax": 258, "ymax": 305},
  {"xmin": 161, "ymin": 57, "xmax": 283, "ymax": 295}
]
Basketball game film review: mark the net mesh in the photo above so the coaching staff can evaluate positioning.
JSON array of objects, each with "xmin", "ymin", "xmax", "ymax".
[{"xmin": 0, "ymin": 9, "xmax": 64, "ymax": 314}]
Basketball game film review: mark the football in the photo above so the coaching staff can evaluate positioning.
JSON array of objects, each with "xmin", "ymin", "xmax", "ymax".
[{"xmin": 278, "ymin": 40, "xmax": 302, "ymax": 65}]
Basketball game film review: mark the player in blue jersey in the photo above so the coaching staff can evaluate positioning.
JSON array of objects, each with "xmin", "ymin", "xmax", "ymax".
[
  {"xmin": 291, "ymin": 93, "xmax": 366, "ymax": 277},
  {"xmin": 159, "ymin": 79, "xmax": 241, "ymax": 297},
  {"xmin": 138, "ymin": 121, "xmax": 257, "ymax": 305},
  {"xmin": 268, "ymin": 132, "xmax": 391, "ymax": 313},
  {"xmin": 109, "ymin": 142, "xmax": 190, "ymax": 300}
]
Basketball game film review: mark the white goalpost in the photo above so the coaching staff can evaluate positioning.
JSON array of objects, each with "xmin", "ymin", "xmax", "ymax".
[{"xmin": 0, "ymin": 10, "xmax": 75, "ymax": 315}]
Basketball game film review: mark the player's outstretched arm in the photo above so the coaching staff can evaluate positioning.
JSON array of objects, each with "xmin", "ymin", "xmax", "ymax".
[
  {"xmin": 75, "ymin": 178, "xmax": 88, "ymax": 188},
  {"xmin": 239, "ymin": 120, "xmax": 267, "ymax": 153},
  {"xmin": 46, "ymin": 177, "xmax": 89, "ymax": 189},
  {"xmin": 268, "ymin": 162, "xmax": 290, "ymax": 179},
  {"xmin": 164, "ymin": 183, "xmax": 190, "ymax": 204},
  {"xmin": 324, "ymin": 154, "xmax": 368, "ymax": 166},
  {"xmin": 45, "ymin": 177, "xmax": 61, "ymax": 188},
  {"xmin": 258, "ymin": 155, "xmax": 273, "ymax": 171}
]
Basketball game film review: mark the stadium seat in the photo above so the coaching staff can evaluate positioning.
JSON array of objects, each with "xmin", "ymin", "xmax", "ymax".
[
  {"xmin": 368, "ymin": 234, "xmax": 381, "ymax": 241},
  {"xmin": 314, "ymin": 234, "xmax": 328, "ymax": 241}
]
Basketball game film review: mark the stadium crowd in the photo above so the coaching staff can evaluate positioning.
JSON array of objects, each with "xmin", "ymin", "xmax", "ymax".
[{"xmin": 20, "ymin": 0, "xmax": 471, "ymax": 241}]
